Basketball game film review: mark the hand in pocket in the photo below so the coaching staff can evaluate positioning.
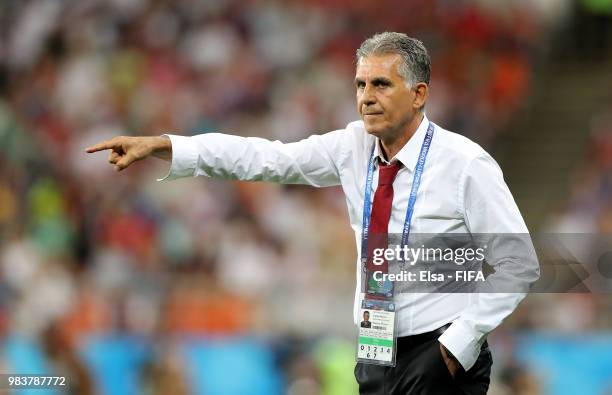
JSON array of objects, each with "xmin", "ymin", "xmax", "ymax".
[{"xmin": 439, "ymin": 343, "xmax": 461, "ymax": 378}]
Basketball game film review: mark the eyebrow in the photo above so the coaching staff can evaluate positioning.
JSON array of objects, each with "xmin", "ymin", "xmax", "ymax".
[{"xmin": 354, "ymin": 77, "xmax": 393, "ymax": 86}]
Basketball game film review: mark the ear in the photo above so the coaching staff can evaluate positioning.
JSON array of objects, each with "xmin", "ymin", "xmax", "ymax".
[{"xmin": 413, "ymin": 82, "xmax": 429, "ymax": 110}]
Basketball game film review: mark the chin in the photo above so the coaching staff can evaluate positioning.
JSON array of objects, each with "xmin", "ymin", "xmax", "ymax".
[
  {"xmin": 365, "ymin": 128, "xmax": 382, "ymax": 138},
  {"xmin": 363, "ymin": 123, "xmax": 386, "ymax": 138}
]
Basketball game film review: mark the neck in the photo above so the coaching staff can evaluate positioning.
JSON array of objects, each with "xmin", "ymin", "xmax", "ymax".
[{"xmin": 380, "ymin": 113, "xmax": 424, "ymax": 160}]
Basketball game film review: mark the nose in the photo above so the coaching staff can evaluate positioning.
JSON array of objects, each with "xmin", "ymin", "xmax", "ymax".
[{"xmin": 358, "ymin": 84, "xmax": 376, "ymax": 111}]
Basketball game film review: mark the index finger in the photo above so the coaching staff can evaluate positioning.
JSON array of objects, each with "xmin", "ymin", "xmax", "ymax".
[{"xmin": 85, "ymin": 139, "xmax": 119, "ymax": 153}]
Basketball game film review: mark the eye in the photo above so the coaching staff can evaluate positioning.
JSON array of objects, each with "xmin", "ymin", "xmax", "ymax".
[{"xmin": 356, "ymin": 81, "xmax": 365, "ymax": 90}]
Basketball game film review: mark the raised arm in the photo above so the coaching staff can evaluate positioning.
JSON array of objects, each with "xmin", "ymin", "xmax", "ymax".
[{"xmin": 86, "ymin": 130, "xmax": 347, "ymax": 187}]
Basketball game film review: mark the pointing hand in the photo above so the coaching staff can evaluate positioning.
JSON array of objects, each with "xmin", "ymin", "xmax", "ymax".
[{"xmin": 85, "ymin": 135, "xmax": 172, "ymax": 171}]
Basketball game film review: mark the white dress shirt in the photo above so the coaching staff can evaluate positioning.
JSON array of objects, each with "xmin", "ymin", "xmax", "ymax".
[{"xmin": 160, "ymin": 115, "xmax": 540, "ymax": 370}]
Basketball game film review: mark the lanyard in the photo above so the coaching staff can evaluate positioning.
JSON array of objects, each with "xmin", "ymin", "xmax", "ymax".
[{"xmin": 360, "ymin": 122, "xmax": 435, "ymax": 266}]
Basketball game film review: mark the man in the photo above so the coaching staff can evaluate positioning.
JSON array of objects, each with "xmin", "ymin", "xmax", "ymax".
[
  {"xmin": 86, "ymin": 32, "xmax": 539, "ymax": 394},
  {"xmin": 361, "ymin": 311, "xmax": 372, "ymax": 328}
]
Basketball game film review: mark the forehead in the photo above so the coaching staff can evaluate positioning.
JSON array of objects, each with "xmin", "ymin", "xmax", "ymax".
[{"xmin": 355, "ymin": 53, "xmax": 403, "ymax": 80}]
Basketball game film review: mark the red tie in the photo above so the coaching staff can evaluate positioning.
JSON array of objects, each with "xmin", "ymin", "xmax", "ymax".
[{"xmin": 366, "ymin": 160, "xmax": 401, "ymax": 275}]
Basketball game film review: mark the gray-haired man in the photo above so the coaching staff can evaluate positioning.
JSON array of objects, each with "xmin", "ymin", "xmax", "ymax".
[{"xmin": 87, "ymin": 32, "xmax": 539, "ymax": 394}]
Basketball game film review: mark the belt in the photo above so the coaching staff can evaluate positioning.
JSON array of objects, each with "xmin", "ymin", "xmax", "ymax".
[{"xmin": 396, "ymin": 323, "xmax": 451, "ymax": 348}]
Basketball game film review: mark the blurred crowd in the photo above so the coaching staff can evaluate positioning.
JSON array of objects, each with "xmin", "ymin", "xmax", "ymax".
[
  {"xmin": 547, "ymin": 111, "xmax": 612, "ymax": 234},
  {"xmin": 0, "ymin": 0, "xmax": 609, "ymax": 394},
  {"xmin": 499, "ymin": 106, "xmax": 612, "ymax": 395}
]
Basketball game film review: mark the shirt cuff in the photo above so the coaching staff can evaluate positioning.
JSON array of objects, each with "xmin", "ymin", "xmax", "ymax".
[
  {"xmin": 438, "ymin": 320, "xmax": 483, "ymax": 371},
  {"xmin": 157, "ymin": 134, "xmax": 198, "ymax": 181}
]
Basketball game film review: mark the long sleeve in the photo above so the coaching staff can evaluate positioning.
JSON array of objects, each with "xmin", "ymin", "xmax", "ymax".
[
  {"xmin": 438, "ymin": 153, "xmax": 540, "ymax": 370},
  {"xmin": 158, "ymin": 130, "xmax": 346, "ymax": 187}
]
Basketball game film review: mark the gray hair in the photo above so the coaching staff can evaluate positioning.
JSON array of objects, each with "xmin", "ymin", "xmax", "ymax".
[{"xmin": 356, "ymin": 32, "xmax": 431, "ymax": 87}]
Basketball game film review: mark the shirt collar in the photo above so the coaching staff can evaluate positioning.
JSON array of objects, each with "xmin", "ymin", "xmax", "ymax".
[{"xmin": 373, "ymin": 114, "xmax": 430, "ymax": 171}]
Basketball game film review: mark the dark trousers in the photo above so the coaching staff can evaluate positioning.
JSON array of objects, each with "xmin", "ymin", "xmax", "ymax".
[{"xmin": 355, "ymin": 326, "xmax": 492, "ymax": 395}]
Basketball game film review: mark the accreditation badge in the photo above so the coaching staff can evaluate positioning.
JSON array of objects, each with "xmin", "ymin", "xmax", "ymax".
[{"xmin": 356, "ymin": 298, "xmax": 397, "ymax": 366}]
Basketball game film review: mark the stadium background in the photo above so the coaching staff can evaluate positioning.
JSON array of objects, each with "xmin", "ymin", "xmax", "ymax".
[{"xmin": 0, "ymin": 0, "xmax": 611, "ymax": 394}]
